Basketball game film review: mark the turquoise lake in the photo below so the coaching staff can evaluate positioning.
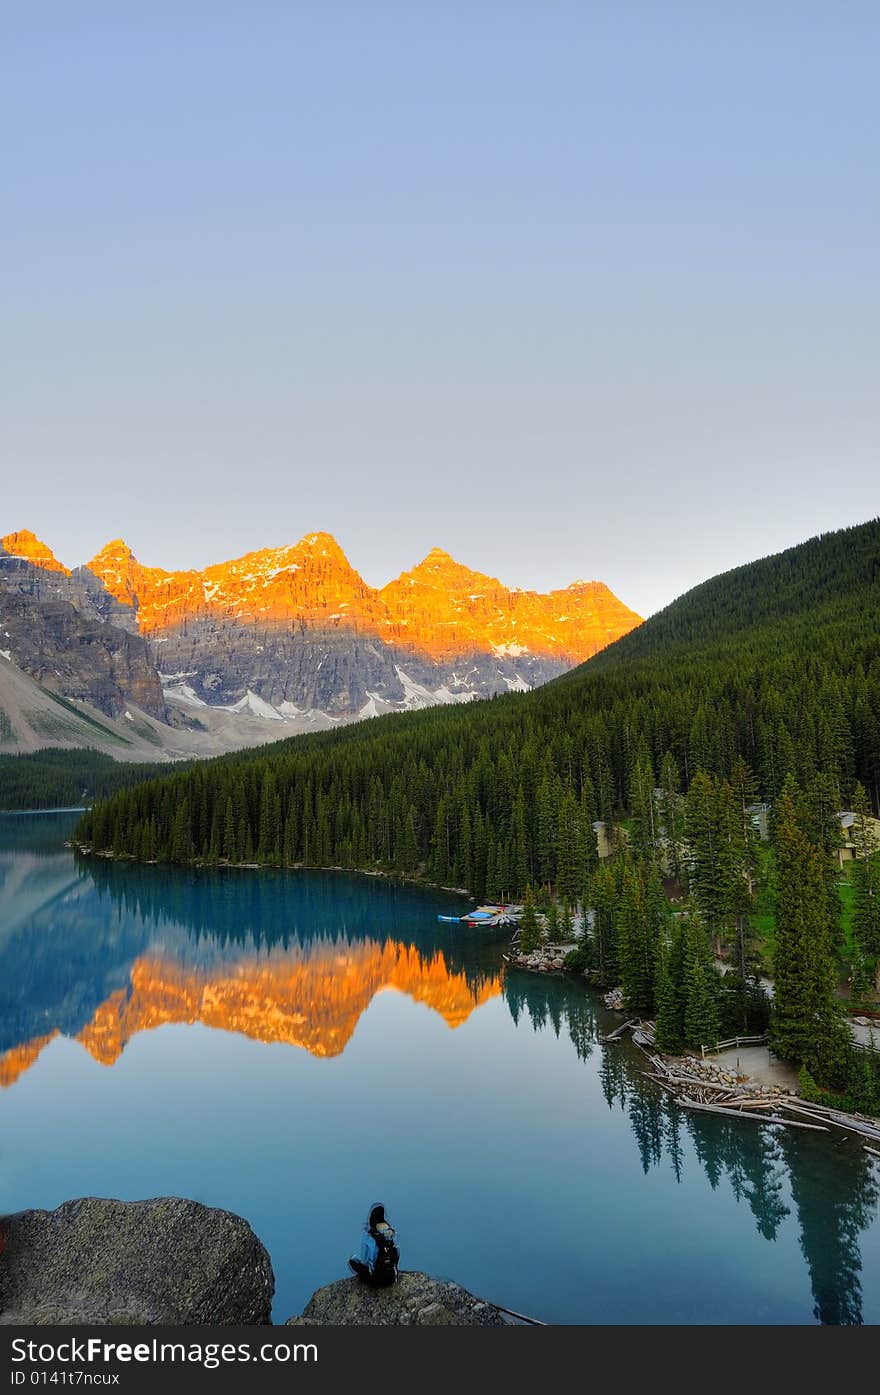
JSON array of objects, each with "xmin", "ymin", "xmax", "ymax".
[{"xmin": 1, "ymin": 812, "xmax": 878, "ymax": 1324}]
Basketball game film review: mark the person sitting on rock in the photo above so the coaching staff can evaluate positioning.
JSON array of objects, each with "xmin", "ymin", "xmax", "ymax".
[{"xmin": 348, "ymin": 1202, "xmax": 399, "ymax": 1287}]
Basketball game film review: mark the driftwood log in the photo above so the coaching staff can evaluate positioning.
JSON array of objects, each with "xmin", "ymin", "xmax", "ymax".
[{"xmin": 675, "ymin": 1097, "xmax": 828, "ymax": 1130}]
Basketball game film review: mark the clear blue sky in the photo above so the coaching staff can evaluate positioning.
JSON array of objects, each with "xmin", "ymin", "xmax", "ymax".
[{"xmin": 2, "ymin": 2, "xmax": 877, "ymax": 616}]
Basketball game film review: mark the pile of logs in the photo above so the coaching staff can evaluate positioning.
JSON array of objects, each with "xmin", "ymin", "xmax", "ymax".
[
  {"xmin": 642, "ymin": 1053, "xmax": 827, "ymax": 1131},
  {"xmin": 602, "ymin": 1017, "xmax": 880, "ymax": 1152}
]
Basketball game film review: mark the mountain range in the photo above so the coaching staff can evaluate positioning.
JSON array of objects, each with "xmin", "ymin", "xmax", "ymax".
[{"xmin": 0, "ymin": 528, "xmax": 640, "ymax": 760}]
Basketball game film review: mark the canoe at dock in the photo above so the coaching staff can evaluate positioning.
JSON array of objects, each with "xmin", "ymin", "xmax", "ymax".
[{"xmin": 436, "ymin": 903, "xmax": 521, "ymax": 928}]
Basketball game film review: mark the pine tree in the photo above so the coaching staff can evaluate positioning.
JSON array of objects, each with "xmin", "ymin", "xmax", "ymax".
[
  {"xmin": 769, "ymin": 783, "xmax": 849, "ymax": 1083},
  {"xmin": 850, "ymin": 782, "xmax": 880, "ymax": 992},
  {"xmin": 655, "ymin": 918, "xmax": 687, "ymax": 1052},
  {"xmin": 628, "ymin": 745, "xmax": 657, "ymax": 863},
  {"xmin": 591, "ymin": 862, "xmax": 620, "ymax": 985},
  {"xmin": 658, "ymin": 750, "xmax": 685, "ymax": 884},
  {"xmin": 471, "ymin": 807, "xmax": 488, "ymax": 897},
  {"xmin": 556, "ymin": 790, "xmax": 583, "ymax": 902},
  {"xmin": 458, "ymin": 804, "xmax": 473, "ymax": 889},
  {"xmin": 719, "ymin": 776, "xmax": 758, "ymax": 1027},
  {"xmin": 428, "ymin": 798, "xmax": 451, "ymax": 883},
  {"xmin": 518, "ymin": 886, "xmax": 543, "ymax": 954},
  {"xmin": 257, "ymin": 771, "xmax": 278, "ymax": 863},
  {"xmin": 545, "ymin": 900, "xmax": 561, "ymax": 944},
  {"xmin": 536, "ymin": 776, "xmax": 556, "ymax": 885},
  {"xmin": 618, "ymin": 866, "xmax": 656, "ymax": 1017},
  {"xmin": 801, "ymin": 771, "xmax": 844, "ymax": 907},
  {"xmin": 645, "ymin": 864, "xmax": 671, "ymax": 951},
  {"xmin": 512, "ymin": 788, "xmax": 530, "ymax": 891},
  {"xmin": 559, "ymin": 898, "xmax": 574, "ymax": 942},
  {"xmin": 399, "ymin": 804, "xmax": 420, "ymax": 874},
  {"xmin": 170, "ymin": 798, "xmax": 191, "ymax": 864},
  {"xmin": 686, "ymin": 770, "xmax": 728, "ymax": 951},
  {"xmin": 682, "ymin": 914, "xmax": 721, "ymax": 1050},
  {"xmin": 282, "ymin": 808, "xmax": 297, "ymax": 866}
]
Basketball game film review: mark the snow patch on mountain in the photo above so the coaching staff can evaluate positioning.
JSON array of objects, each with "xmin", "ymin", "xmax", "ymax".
[
  {"xmin": 276, "ymin": 702, "xmax": 340, "ymax": 727},
  {"xmin": 163, "ymin": 682, "xmax": 208, "ymax": 707},
  {"xmin": 358, "ymin": 695, "xmax": 384, "ymax": 719},
  {"xmin": 431, "ymin": 685, "xmax": 480, "ymax": 705},
  {"xmin": 225, "ymin": 690, "xmax": 285, "ymax": 720}
]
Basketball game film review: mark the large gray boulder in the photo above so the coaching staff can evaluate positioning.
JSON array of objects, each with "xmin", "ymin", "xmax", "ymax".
[
  {"xmin": 0, "ymin": 1197, "xmax": 274, "ymax": 1325},
  {"xmin": 287, "ymin": 1271, "xmax": 515, "ymax": 1326}
]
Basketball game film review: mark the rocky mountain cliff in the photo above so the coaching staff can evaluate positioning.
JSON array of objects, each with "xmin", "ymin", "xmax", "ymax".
[
  {"xmin": 380, "ymin": 546, "xmax": 637, "ymax": 663},
  {"xmin": 0, "ymin": 528, "xmax": 640, "ymax": 736},
  {"xmin": 83, "ymin": 531, "xmax": 641, "ymax": 717},
  {"xmin": 0, "ymin": 534, "xmax": 164, "ymax": 721}
]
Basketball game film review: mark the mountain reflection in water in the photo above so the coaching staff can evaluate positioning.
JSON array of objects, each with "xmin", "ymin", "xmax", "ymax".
[
  {"xmin": 0, "ymin": 849, "xmax": 500, "ymax": 1082},
  {"xmin": 1, "ymin": 814, "xmax": 878, "ymax": 1326},
  {"xmin": 2, "ymin": 939, "xmax": 500, "ymax": 1081}
]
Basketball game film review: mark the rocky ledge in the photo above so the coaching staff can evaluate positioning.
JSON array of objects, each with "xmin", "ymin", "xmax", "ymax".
[
  {"xmin": 508, "ymin": 942, "xmax": 578, "ymax": 973},
  {"xmin": 286, "ymin": 1272, "xmax": 515, "ymax": 1326},
  {"xmin": 0, "ymin": 1197, "xmax": 274, "ymax": 1325},
  {"xmin": 0, "ymin": 1198, "xmax": 514, "ymax": 1327}
]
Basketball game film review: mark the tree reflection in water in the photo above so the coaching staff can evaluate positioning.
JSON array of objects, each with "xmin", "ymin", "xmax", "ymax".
[{"xmin": 503, "ymin": 964, "xmax": 879, "ymax": 1325}]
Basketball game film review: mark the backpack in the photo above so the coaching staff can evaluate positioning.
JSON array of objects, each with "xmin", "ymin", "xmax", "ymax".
[{"xmin": 371, "ymin": 1226, "xmax": 399, "ymax": 1285}]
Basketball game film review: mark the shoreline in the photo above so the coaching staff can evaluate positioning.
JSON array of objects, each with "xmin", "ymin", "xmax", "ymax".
[
  {"xmin": 503, "ymin": 945, "xmax": 581, "ymax": 976},
  {"xmin": 506, "ymin": 939, "xmax": 880, "ymax": 1138},
  {"xmin": 70, "ymin": 842, "xmax": 475, "ymax": 899}
]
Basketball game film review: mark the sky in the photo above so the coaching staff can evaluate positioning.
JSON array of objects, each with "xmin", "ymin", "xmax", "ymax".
[{"xmin": 2, "ymin": 1, "xmax": 877, "ymax": 618}]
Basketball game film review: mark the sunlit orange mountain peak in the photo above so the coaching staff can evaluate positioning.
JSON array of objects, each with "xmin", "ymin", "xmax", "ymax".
[
  {"xmin": 1, "ymin": 530, "xmax": 70, "ymax": 575},
  {"xmin": 380, "ymin": 549, "xmax": 641, "ymax": 665},
  {"xmin": 82, "ymin": 532, "xmax": 641, "ymax": 665},
  {"xmin": 86, "ymin": 532, "xmax": 389, "ymax": 635}
]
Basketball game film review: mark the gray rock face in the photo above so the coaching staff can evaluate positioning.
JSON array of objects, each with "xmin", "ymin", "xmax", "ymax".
[
  {"xmin": 0, "ymin": 551, "xmax": 164, "ymax": 720},
  {"xmin": 0, "ymin": 549, "xmax": 139, "ymax": 633},
  {"xmin": 390, "ymin": 646, "xmax": 568, "ymax": 701},
  {"xmin": 0, "ymin": 1197, "xmax": 274, "ymax": 1325},
  {"xmin": 287, "ymin": 1271, "xmax": 514, "ymax": 1326},
  {"xmin": 69, "ymin": 565, "xmax": 141, "ymax": 633},
  {"xmin": 154, "ymin": 620, "xmax": 569, "ymax": 717},
  {"xmin": 157, "ymin": 620, "xmax": 407, "ymax": 713}
]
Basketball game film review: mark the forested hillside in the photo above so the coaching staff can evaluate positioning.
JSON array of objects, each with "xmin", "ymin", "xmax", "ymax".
[
  {"xmin": 586, "ymin": 519, "xmax": 880, "ymax": 663},
  {"xmin": 0, "ymin": 749, "xmax": 189, "ymax": 811},
  {"xmin": 77, "ymin": 519, "xmax": 880, "ymax": 895}
]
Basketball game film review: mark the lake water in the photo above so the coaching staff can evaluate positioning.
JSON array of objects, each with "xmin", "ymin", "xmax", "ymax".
[{"xmin": 1, "ymin": 812, "xmax": 879, "ymax": 1324}]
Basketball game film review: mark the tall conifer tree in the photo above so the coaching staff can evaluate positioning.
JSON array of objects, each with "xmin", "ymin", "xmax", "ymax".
[{"xmin": 769, "ymin": 782, "xmax": 848, "ymax": 1082}]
